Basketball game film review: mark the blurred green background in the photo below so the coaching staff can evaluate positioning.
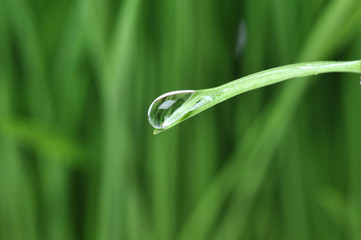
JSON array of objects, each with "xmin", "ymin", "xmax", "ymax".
[{"xmin": 1, "ymin": 0, "xmax": 361, "ymax": 239}]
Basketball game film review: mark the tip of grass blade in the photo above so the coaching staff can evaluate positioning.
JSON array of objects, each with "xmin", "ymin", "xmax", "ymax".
[{"xmin": 153, "ymin": 128, "xmax": 165, "ymax": 135}]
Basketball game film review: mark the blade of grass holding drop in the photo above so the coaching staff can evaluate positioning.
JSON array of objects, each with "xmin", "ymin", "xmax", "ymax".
[{"xmin": 150, "ymin": 60, "xmax": 361, "ymax": 134}]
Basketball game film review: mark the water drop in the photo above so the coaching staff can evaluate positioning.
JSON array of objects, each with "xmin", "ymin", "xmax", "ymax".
[{"xmin": 148, "ymin": 90, "xmax": 195, "ymax": 129}]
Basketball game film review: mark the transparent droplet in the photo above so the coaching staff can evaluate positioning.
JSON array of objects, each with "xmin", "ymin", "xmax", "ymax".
[{"xmin": 148, "ymin": 90, "xmax": 194, "ymax": 129}]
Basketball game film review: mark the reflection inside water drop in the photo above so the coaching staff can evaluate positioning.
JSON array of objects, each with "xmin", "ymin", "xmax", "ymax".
[
  {"xmin": 148, "ymin": 90, "xmax": 194, "ymax": 129},
  {"xmin": 190, "ymin": 95, "xmax": 212, "ymax": 111}
]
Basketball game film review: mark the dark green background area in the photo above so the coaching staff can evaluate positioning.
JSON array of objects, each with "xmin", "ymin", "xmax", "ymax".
[{"xmin": 1, "ymin": 0, "xmax": 361, "ymax": 239}]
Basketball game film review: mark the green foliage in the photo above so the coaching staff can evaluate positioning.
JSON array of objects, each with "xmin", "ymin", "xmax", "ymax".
[{"xmin": 1, "ymin": 0, "xmax": 361, "ymax": 239}]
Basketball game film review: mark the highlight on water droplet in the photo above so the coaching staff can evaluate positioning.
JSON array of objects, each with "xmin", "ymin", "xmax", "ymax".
[{"xmin": 148, "ymin": 90, "xmax": 195, "ymax": 129}]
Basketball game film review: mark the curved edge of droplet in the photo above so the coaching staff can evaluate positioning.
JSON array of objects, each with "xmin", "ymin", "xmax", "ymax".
[{"xmin": 148, "ymin": 90, "xmax": 195, "ymax": 130}]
